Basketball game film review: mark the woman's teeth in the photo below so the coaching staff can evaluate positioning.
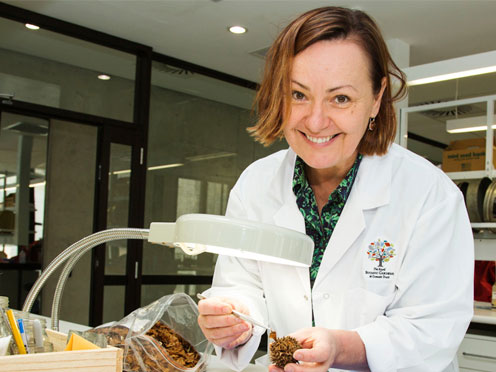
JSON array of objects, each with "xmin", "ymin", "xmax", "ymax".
[{"xmin": 305, "ymin": 134, "xmax": 337, "ymax": 144}]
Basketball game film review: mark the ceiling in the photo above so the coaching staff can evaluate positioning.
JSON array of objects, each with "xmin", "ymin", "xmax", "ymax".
[
  {"xmin": 3, "ymin": 0, "xmax": 496, "ymax": 84},
  {"xmin": 1, "ymin": 0, "xmax": 496, "ymax": 167}
]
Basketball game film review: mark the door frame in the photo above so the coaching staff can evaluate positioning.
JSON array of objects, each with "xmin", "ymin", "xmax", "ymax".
[{"xmin": 90, "ymin": 124, "xmax": 147, "ymax": 325}]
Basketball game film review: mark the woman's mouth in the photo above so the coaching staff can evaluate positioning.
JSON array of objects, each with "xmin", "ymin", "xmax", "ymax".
[{"xmin": 304, "ymin": 133, "xmax": 339, "ymax": 144}]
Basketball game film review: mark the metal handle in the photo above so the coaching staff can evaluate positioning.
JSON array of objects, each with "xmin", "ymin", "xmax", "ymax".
[{"xmin": 462, "ymin": 352, "xmax": 496, "ymax": 361}]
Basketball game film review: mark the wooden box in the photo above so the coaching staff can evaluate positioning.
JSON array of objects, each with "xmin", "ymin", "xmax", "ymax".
[{"xmin": 0, "ymin": 329, "xmax": 123, "ymax": 372}]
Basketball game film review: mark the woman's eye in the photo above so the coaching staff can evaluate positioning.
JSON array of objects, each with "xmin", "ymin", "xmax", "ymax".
[
  {"xmin": 292, "ymin": 91, "xmax": 306, "ymax": 100},
  {"xmin": 334, "ymin": 95, "xmax": 349, "ymax": 104}
]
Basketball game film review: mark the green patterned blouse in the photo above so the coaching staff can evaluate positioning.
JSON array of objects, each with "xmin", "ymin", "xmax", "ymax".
[{"xmin": 292, "ymin": 154, "xmax": 362, "ymax": 288}]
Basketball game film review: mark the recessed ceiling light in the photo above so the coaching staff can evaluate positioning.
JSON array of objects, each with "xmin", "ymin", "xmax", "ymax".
[
  {"xmin": 25, "ymin": 24, "xmax": 40, "ymax": 30},
  {"xmin": 98, "ymin": 74, "xmax": 111, "ymax": 81},
  {"xmin": 228, "ymin": 25, "xmax": 247, "ymax": 34}
]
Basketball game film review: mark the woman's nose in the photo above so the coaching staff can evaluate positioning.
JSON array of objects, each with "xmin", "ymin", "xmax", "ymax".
[{"xmin": 305, "ymin": 102, "xmax": 328, "ymax": 133}]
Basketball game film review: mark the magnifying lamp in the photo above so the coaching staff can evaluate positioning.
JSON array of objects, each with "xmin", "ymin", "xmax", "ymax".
[{"xmin": 21, "ymin": 214, "xmax": 314, "ymax": 330}]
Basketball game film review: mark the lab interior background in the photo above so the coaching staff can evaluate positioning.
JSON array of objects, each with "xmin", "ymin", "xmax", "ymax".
[{"xmin": 0, "ymin": 0, "xmax": 495, "ymax": 339}]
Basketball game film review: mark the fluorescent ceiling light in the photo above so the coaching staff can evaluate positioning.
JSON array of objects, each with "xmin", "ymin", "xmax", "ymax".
[
  {"xmin": 446, "ymin": 115, "xmax": 496, "ymax": 133},
  {"xmin": 111, "ymin": 162, "xmax": 184, "ymax": 175},
  {"xmin": 409, "ymin": 66, "xmax": 496, "ymax": 86},
  {"xmin": 404, "ymin": 50, "xmax": 496, "ymax": 86},
  {"xmin": 186, "ymin": 152, "xmax": 236, "ymax": 162},
  {"xmin": 228, "ymin": 26, "xmax": 247, "ymax": 34},
  {"xmin": 112, "ymin": 169, "xmax": 131, "ymax": 175},
  {"xmin": 98, "ymin": 74, "xmax": 111, "ymax": 80},
  {"xmin": 29, "ymin": 181, "xmax": 46, "ymax": 188},
  {"xmin": 25, "ymin": 24, "xmax": 40, "ymax": 30},
  {"xmin": 148, "ymin": 163, "xmax": 184, "ymax": 170}
]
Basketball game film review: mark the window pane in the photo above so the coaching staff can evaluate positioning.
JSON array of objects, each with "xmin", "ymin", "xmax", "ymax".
[
  {"xmin": 0, "ymin": 17, "xmax": 135, "ymax": 122},
  {"xmin": 143, "ymin": 62, "xmax": 288, "ymax": 276},
  {"xmin": 0, "ymin": 112, "xmax": 47, "ymax": 259},
  {"xmin": 103, "ymin": 285, "xmax": 125, "ymax": 323},
  {"xmin": 141, "ymin": 284, "xmax": 211, "ymax": 307},
  {"xmin": 105, "ymin": 143, "xmax": 131, "ymax": 275}
]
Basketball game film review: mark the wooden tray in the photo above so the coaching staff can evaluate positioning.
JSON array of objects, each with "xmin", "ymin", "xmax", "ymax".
[{"xmin": 0, "ymin": 329, "xmax": 123, "ymax": 372}]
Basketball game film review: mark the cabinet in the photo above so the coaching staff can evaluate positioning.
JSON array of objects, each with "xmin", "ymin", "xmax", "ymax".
[{"xmin": 458, "ymin": 333, "xmax": 496, "ymax": 372}]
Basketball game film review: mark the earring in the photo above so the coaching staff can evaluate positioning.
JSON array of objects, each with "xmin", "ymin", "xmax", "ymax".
[{"xmin": 368, "ymin": 117, "xmax": 376, "ymax": 131}]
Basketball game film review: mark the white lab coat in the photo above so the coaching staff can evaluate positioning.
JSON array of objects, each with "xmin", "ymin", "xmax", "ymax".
[{"xmin": 205, "ymin": 144, "xmax": 474, "ymax": 372}]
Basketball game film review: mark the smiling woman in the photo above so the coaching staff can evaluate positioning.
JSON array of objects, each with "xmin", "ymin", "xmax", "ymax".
[
  {"xmin": 284, "ymin": 39, "xmax": 385, "ymax": 184},
  {"xmin": 198, "ymin": 6, "xmax": 474, "ymax": 372}
]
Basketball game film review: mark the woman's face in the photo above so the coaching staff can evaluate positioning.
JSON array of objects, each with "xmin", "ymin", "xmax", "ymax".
[{"xmin": 284, "ymin": 38, "xmax": 385, "ymax": 175}]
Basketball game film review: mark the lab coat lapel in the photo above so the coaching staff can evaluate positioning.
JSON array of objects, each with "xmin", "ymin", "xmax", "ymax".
[
  {"xmin": 271, "ymin": 149, "xmax": 310, "ymax": 292},
  {"xmin": 271, "ymin": 149, "xmax": 305, "ymax": 233},
  {"xmin": 315, "ymin": 153, "xmax": 392, "ymax": 285}
]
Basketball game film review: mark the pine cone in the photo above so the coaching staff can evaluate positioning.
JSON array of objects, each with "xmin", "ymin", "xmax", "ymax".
[{"xmin": 269, "ymin": 336, "xmax": 301, "ymax": 368}]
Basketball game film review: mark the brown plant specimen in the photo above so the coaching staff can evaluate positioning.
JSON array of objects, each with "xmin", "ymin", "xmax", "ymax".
[{"xmin": 269, "ymin": 336, "xmax": 302, "ymax": 369}]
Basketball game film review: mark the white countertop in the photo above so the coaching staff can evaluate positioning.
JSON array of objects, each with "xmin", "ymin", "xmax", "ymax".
[
  {"xmin": 473, "ymin": 307, "xmax": 496, "ymax": 325},
  {"xmin": 207, "ymin": 356, "xmax": 265, "ymax": 372}
]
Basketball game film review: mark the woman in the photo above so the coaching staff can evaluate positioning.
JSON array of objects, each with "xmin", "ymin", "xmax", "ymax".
[{"xmin": 198, "ymin": 7, "xmax": 473, "ymax": 372}]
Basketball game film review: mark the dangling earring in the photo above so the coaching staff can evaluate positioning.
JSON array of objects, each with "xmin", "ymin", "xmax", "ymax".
[{"xmin": 368, "ymin": 117, "xmax": 376, "ymax": 131}]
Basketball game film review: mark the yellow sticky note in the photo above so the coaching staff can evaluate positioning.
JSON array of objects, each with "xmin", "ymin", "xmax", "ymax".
[{"xmin": 64, "ymin": 333, "xmax": 100, "ymax": 351}]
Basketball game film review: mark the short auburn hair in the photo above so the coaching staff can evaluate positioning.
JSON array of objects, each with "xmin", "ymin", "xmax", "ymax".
[{"xmin": 249, "ymin": 6, "xmax": 407, "ymax": 155}]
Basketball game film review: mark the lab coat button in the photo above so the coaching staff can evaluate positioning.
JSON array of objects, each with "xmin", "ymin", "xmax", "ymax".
[
  {"xmin": 304, "ymin": 295, "xmax": 309, "ymax": 301},
  {"xmin": 323, "ymin": 293, "xmax": 330, "ymax": 299}
]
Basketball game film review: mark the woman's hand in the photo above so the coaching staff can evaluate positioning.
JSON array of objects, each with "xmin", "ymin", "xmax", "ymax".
[
  {"xmin": 197, "ymin": 296, "xmax": 253, "ymax": 349},
  {"xmin": 268, "ymin": 328, "xmax": 368, "ymax": 372},
  {"xmin": 269, "ymin": 328, "xmax": 338, "ymax": 372}
]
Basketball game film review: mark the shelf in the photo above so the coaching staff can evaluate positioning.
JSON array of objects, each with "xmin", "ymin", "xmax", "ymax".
[
  {"xmin": 473, "ymin": 307, "xmax": 496, "ymax": 325},
  {"xmin": 447, "ymin": 170, "xmax": 496, "ymax": 181},
  {"xmin": 472, "ymin": 223, "xmax": 496, "ymax": 229}
]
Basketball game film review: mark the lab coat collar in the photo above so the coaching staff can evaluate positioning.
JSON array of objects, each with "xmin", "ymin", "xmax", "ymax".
[
  {"xmin": 271, "ymin": 147, "xmax": 393, "ymax": 288},
  {"xmin": 354, "ymin": 149, "xmax": 392, "ymax": 210},
  {"xmin": 271, "ymin": 147, "xmax": 393, "ymax": 221}
]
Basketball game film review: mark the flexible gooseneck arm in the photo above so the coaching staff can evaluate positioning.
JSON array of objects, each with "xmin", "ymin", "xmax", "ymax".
[{"xmin": 22, "ymin": 228, "xmax": 149, "ymax": 327}]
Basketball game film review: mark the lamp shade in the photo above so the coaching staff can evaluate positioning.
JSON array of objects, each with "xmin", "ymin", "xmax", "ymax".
[{"xmin": 148, "ymin": 214, "xmax": 314, "ymax": 267}]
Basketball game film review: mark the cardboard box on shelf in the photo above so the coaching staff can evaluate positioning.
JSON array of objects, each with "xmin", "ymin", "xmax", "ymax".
[{"xmin": 442, "ymin": 138, "xmax": 496, "ymax": 172}]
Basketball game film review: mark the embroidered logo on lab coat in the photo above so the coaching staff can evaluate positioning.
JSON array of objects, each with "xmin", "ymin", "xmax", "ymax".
[{"xmin": 365, "ymin": 239, "xmax": 396, "ymax": 279}]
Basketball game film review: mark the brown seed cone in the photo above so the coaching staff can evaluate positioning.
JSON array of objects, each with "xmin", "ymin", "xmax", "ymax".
[{"xmin": 269, "ymin": 336, "xmax": 302, "ymax": 369}]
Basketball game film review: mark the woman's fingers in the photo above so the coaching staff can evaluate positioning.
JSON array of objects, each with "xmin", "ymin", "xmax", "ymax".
[
  {"xmin": 199, "ymin": 312, "xmax": 244, "ymax": 328},
  {"xmin": 294, "ymin": 343, "xmax": 331, "ymax": 364},
  {"xmin": 198, "ymin": 297, "xmax": 233, "ymax": 315},
  {"xmin": 282, "ymin": 361, "xmax": 323, "ymax": 372},
  {"xmin": 268, "ymin": 365, "xmax": 284, "ymax": 372},
  {"xmin": 197, "ymin": 296, "xmax": 253, "ymax": 348}
]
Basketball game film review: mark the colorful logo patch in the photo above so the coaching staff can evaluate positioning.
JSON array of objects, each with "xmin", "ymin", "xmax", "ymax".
[
  {"xmin": 367, "ymin": 239, "xmax": 395, "ymax": 267},
  {"xmin": 364, "ymin": 239, "xmax": 396, "ymax": 280}
]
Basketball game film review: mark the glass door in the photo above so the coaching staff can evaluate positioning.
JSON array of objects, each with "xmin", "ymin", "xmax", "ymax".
[
  {"xmin": 0, "ymin": 111, "xmax": 47, "ymax": 311},
  {"xmin": 90, "ymin": 125, "xmax": 146, "ymax": 325}
]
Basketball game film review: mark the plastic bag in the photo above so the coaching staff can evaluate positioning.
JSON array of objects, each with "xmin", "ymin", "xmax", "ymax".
[{"xmin": 85, "ymin": 293, "xmax": 212, "ymax": 372}]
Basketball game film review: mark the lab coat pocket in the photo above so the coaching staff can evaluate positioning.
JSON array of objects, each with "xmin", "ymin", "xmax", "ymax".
[{"xmin": 344, "ymin": 287, "xmax": 395, "ymax": 327}]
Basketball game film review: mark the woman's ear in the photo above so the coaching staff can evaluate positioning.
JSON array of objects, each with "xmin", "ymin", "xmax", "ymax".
[{"xmin": 372, "ymin": 77, "xmax": 387, "ymax": 117}]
